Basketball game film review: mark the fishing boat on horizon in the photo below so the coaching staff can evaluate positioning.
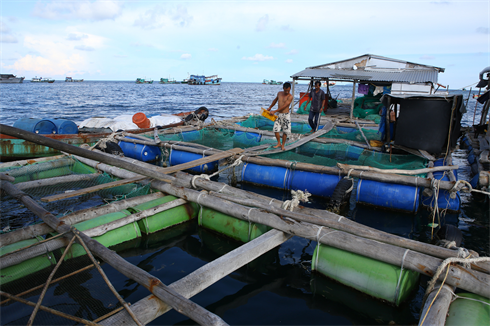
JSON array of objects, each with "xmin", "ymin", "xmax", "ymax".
[
  {"xmin": 188, "ymin": 74, "xmax": 222, "ymax": 85},
  {"xmin": 136, "ymin": 78, "xmax": 153, "ymax": 84},
  {"xmin": 65, "ymin": 77, "xmax": 84, "ymax": 82},
  {"xmin": 0, "ymin": 74, "xmax": 25, "ymax": 83},
  {"xmin": 31, "ymin": 76, "xmax": 55, "ymax": 83}
]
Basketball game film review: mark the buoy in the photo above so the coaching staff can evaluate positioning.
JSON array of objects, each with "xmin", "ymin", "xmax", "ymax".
[{"xmin": 132, "ymin": 112, "xmax": 151, "ymax": 128}]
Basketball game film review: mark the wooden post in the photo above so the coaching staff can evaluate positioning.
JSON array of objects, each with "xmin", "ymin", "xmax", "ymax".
[
  {"xmin": 350, "ymin": 79, "xmax": 357, "ymax": 119},
  {"xmin": 418, "ymin": 283, "xmax": 455, "ymax": 326}
]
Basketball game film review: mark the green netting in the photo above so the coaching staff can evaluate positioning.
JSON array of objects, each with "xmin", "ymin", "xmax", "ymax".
[
  {"xmin": 353, "ymin": 94, "xmax": 384, "ymax": 123},
  {"xmin": 322, "ymin": 127, "xmax": 382, "ymax": 142},
  {"xmin": 0, "ymin": 157, "xmax": 152, "ymax": 232},
  {"xmin": 295, "ymin": 101, "xmax": 327, "ymax": 116}
]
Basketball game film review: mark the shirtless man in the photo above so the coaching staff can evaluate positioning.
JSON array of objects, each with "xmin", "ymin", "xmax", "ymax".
[{"xmin": 267, "ymin": 82, "xmax": 293, "ymax": 150}]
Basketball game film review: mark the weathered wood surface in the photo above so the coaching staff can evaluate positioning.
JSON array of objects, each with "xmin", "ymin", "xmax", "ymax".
[
  {"xmin": 15, "ymin": 173, "xmax": 100, "ymax": 190},
  {"xmin": 0, "ymin": 173, "xmax": 15, "ymax": 182},
  {"xmin": 3, "ymin": 157, "xmax": 74, "ymax": 177},
  {"xmin": 248, "ymin": 120, "xmax": 334, "ymax": 156},
  {"xmin": 0, "ymin": 180, "xmax": 228, "ymax": 326},
  {"xmin": 0, "ymin": 192, "xmax": 164, "ymax": 247},
  {"xmin": 40, "ymin": 176, "xmax": 147, "ymax": 202},
  {"xmin": 337, "ymin": 163, "xmax": 459, "ymax": 175},
  {"xmin": 419, "ymin": 283, "xmax": 454, "ymax": 326},
  {"xmin": 0, "ymin": 154, "xmax": 66, "ymax": 169},
  {"xmin": 148, "ymin": 179, "xmax": 490, "ymax": 298},
  {"xmin": 101, "ymin": 229, "xmax": 292, "ymax": 325}
]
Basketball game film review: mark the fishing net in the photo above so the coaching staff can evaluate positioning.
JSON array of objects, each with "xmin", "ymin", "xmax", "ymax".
[
  {"xmin": 0, "ymin": 157, "xmax": 152, "ymax": 233},
  {"xmin": 148, "ymin": 117, "xmax": 427, "ymax": 176}
]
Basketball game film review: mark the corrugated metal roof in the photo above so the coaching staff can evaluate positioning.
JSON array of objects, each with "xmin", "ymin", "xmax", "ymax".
[{"xmin": 291, "ymin": 68, "xmax": 439, "ymax": 84}]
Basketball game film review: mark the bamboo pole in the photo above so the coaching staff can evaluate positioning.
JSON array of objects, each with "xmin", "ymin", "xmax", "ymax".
[
  {"xmin": 0, "ymin": 197, "xmax": 187, "ymax": 269},
  {"xmin": 0, "ymin": 180, "xmax": 228, "ymax": 326},
  {"xmin": 418, "ymin": 283, "xmax": 454, "ymax": 326},
  {"xmin": 337, "ymin": 163, "xmax": 459, "ymax": 175},
  {"xmin": 0, "ymin": 192, "xmax": 164, "ymax": 247},
  {"xmin": 0, "ymin": 173, "xmax": 15, "ymax": 182},
  {"xmin": 148, "ymin": 179, "xmax": 490, "ymax": 298},
  {"xmin": 15, "ymin": 173, "xmax": 100, "ymax": 190}
]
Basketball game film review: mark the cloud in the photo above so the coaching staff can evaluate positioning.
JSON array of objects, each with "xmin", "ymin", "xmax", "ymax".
[
  {"xmin": 256, "ymin": 15, "xmax": 268, "ymax": 32},
  {"xmin": 67, "ymin": 33, "xmax": 88, "ymax": 41},
  {"xmin": 268, "ymin": 42, "xmax": 285, "ymax": 48},
  {"xmin": 281, "ymin": 25, "xmax": 293, "ymax": 32},
  {"xmin": 5, "ymin": 53, "xmax": 87, "ymax": 76},
  {"xmin": 476, "ymin": 27, "xmax": 489, "ymax": 34},
  {"xmin": 286, "ymin": 59, "xmax": 293, "ymax": 63},
  {"xmin": 242, "ymin": 54, "xmax": 273, "ymax": 62},
  {"xmin": 170, "ymin": 5, "xmax": 193, "ymax": 27},
  {"xmin": 419, "ymin": 55, "xmax": 435, "ymax": 60},
  {"xmin": 1, "ymin": 34, "xmax": 18, "ymax": 43},
  {"xmin": 286, "ymin": 49, "xmax": 299, "ymax": 55},
  {"xmin": 208, "ymin": 48, "xmax": 218, "ymax": 52},
  {"xmin": 133, "ymin": 6, "xmax": 166, "ymax": 30},
  {"xmin": 180, "ymin": 53, "xmax": 192, "ymax": 59},
  {"xmin": 1, "ymin": 22, "xmax": 11, "ymax": 33},
  {"xmin": 75, "ymin": 45, "xmax": 94, "ymax": 51},
  {"xmin": 114, "ymin": 54, "xmax": 127, "ymax": 58},
  {"xmin": 32, "ymin": 0, "xmax": 122, "ymax": 21}
]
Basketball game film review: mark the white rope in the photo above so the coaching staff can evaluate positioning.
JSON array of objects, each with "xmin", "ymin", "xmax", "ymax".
[
  {"xmin": 313, "ymin": 229, "xmax": 338, "ymax": 270},
  {"xmin": 218, "ymin": 184, "xmax": 227, "ymax": 193},
  {"xmin": 282, "ymin": 189, "xmax": 311, "ymax": 211},
  {"xmin": 394, "ymin": 249, "xmax": 410, "ymax": 304},
  {"xmin": 190, "ymin": 155, "xmax": 245, "ymax": 188},
  {"xmin": 196, "ymin": 192, "xmax": 205, "ymax": 226},
  {"xmin": 446, "ymin": 287, "xmax": 490, "ymax": 306},
  {"xmin": 246, "ymin": 207, "xmax": 255, "ymax": 241}
]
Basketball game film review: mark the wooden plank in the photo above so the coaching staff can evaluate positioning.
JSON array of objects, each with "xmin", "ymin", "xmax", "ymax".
[
  {"xmin": 100, "ymin": 229, "xmax": 292, "ymax": 325},
  {"xmin": 41, "ymin": 148, "xmax": 243, "ymax": 202},
  {"xmin": 249, "ymin": 120, "xmax": 334, "ymax": 156},
  {"xmin": 41, "ymin": 176, "xmax": 147, "ymax": 202},
  {"xmin": 159, "ymin": 147, "xmax": 243, "ymax": 174}
]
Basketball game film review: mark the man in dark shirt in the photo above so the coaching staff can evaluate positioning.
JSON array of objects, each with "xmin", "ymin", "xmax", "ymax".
[{"xmin": 308, "ymin": 81, "xmax": 325, "ymax": 132}]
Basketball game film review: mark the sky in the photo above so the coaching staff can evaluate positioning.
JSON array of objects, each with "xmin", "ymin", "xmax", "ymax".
[{"xmin": 1, "ymin": 0, "xmax": 489, "ymax": 89}]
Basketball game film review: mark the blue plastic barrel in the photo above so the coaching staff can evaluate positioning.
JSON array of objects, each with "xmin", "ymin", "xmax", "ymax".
[
  {"xmin": 242, "ymin": 163, "xmax": 290, "ymax": 189},
  {"xmin": 289, "ymin": 170, "xmax": 341, "ymax": 197},
  {"xmin": 13, "ymin": 118, "xmax": 57, "ymax": 134},
  {"xmin": 169, "ymin": 149, "xmax": 218, "ymax": 173},
  {"xmin": 46, "ymin": 118, "xmax": 78, "ymax": 134},
  {"xmin": 357, "ymin": 179, "xmax": 420, "ymax": 213},
  {"xmin": 422, "ymin": 169, "xmax": 460, "ymax": 212},
  {"xmin": 118, "ymin": 137, "xmax": 161, "ymax": 162}
]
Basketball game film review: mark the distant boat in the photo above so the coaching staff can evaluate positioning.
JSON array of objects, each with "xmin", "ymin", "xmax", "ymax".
[
  {"xmin": 159, "ymin": 78, "xmax": 178, "ymax": 84},
  {"xmin": 31, "ymin": 77, "xmax": 55, "ymax": 83},
  {"xmin": 65, "ymin": 77, "xmax": 84, "ymax": 82},
  {"xmin": 188, "ymin": 75, "xmax": 222, "ymax": 85},
  {"xmin": 0, "ymin": 74, "xmax": 25, "ymax": 84},
  {"xmin": 263, "ymin": 79, "xmax": 283, "ymax": 85},
  {"xmin": 136, "ymin": 78, "xmax": 153, "ymax": 84}
]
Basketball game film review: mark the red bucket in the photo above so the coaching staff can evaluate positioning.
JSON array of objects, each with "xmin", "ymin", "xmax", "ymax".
[{"xmin": 132, "ymin": 112, "xmax": 150, "ymax": 128}]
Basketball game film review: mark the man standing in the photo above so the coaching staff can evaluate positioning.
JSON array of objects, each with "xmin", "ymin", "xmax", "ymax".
[
  {"xmin": 308, "ymin": 80, "xmax": 325, "ymax": 132},
  {"xmin": 267, "ymin": 82, "xmax": 293, "ymax": 151}
]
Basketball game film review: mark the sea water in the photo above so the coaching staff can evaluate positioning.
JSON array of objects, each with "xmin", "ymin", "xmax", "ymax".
[{"xmin": 0, "ymin": 81, "xmax": 488, "ymax": 325}]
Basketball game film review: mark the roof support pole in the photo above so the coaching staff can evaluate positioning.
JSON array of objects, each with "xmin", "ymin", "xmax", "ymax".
[
  {"xmin": 291, "ymin": 77, "xmax": 296, "ymax": 111},
  {"xmin": 350, "ymin": 79, "xmax": 357, "ymax": 119}
]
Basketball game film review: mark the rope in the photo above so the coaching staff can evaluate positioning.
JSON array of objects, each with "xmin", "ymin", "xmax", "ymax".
[
  {"xmin": 190, "ymin": 155, "xmax": 244, "ymax": 188},
  {"xmin": 246, "ymin": 208, "xmax": 256, "ymax": 241},
  {"xmin": 393, "ymin": 249, "xmax": 410, "ymax": 304},
  {"xmin": 281, "ymin": 189, "xmax": 311, "ymax": 211}
]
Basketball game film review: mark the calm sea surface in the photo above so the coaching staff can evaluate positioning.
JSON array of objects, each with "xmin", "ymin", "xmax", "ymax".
[{"xmin": 1, "ymin": 81, "xmax": 488, "ymax": 325}]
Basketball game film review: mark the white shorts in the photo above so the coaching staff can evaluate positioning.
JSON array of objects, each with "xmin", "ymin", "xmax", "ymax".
[{"xmin": 273, "ymin": 113, "xmax": 291, "ymax": 135}]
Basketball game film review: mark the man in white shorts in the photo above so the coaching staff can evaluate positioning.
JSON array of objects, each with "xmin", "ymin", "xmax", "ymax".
[{"xmin": 267, "ymin": 82, "xmax": 293, "ymax": 150}]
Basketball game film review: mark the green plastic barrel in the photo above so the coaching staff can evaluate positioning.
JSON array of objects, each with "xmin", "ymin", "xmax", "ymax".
[
  {"xmin": 60, "ymin": 209, "xmax": 141, "ymax": 259},
  {"xmin": 132, "ymin": 196, "xmax": 199, "ymax": 234},
  {"xmin": 199, "ymin": 207, "xmax": 271, "ymax": 242},
  {"xmin": 445, "ymin": 293, "xmax": 490, "ymax": 326},
  {"xmin": 312, "ymin": 244, "xmax": 419, "ymax": 305},
  {"xmin": 0, "ymin": 237, "xmax": 57, "ymax": 285}
]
